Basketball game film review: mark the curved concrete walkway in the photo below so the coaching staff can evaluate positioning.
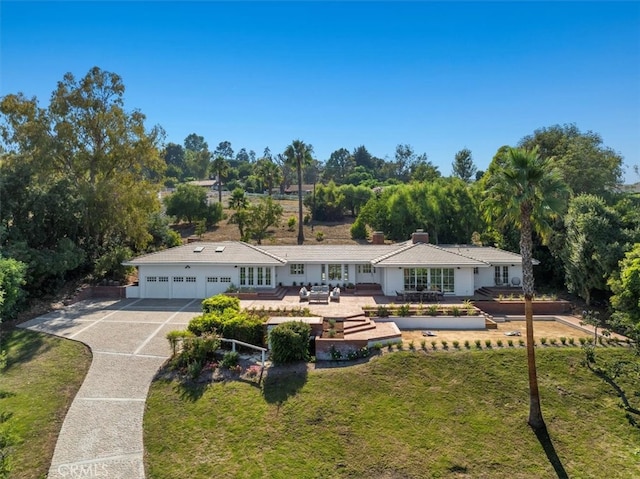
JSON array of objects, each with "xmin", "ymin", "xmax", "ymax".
[{"xmin": 19, "ymin": 298, "xmax": 199, "ymax": 479}]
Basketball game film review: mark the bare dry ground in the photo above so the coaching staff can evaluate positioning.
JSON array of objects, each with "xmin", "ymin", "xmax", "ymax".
[
  {"xmin": 401, "ymin": 319, "xmax": 591, "ymax": 345},
  {"xmin": 185, "ymin": 195, "xmax": 361, "ymax": 245}
]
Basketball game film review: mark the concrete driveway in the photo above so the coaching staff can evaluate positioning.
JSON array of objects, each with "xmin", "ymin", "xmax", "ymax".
[{"xmin": 19, "ymin": 298, "xmax": 201, "ymax": 479}]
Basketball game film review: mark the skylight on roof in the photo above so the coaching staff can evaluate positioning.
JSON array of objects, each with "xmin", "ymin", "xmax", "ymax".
[
  {"xmin": 193, "ymin": 246, "xmax": 205, "ymax": 253},
  {"xmin": 215, "ymin": 246, "xmax": 225, "ymax": 253}
]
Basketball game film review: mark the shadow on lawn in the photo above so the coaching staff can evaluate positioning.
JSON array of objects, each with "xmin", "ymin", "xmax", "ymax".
[
  {"xmin": 1, "ymin": 328, "xmax": 50, "ymax": 373},
  {"xmin": 262, "ymin": 364, "xmax": 308, "ymax": 406},
  {"xmin": 534, "ymin": 425, "xmax": 568, "ymax": 479}
]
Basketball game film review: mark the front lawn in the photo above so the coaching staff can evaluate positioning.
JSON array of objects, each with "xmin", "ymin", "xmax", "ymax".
[
  {"xmin": 0, "ymin": 328, "xmax": 91, "ymax": 478},
  {"xmin": 144, "ymin": 348, "xmax": 640, "ymax": 479}
]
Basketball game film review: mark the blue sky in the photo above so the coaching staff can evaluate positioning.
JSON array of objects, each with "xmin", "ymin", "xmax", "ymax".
[{"xmin": 2, "ymin": 1, "xmax": 639, "ymax": 182}]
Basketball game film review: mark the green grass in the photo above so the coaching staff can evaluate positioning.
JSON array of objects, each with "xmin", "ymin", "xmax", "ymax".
[
  {"xmin": 144, "ymin": 348, "xmax": 640, "ymax": 479},
  {"xmin": 0, "ymin": 328, "xmax": 91, "ymax": 479}
]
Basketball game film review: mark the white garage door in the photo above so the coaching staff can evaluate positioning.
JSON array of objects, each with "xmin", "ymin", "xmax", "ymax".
[
  {"xmin": 144, "ymin": 276, "xmax": 170, "ymax": 299},
  {"xmin": 171, "ymin": 276, "xmax": 199, "ymax": 299},
  {"xmin": 205, "ymin": 276, "xmax": 226, "ymax": 297}
]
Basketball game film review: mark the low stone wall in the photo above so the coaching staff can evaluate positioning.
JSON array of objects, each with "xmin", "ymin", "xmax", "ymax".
[
  {"xmin": 376, "ymin": 316, "xmax": 486, "ymax": 330},
  {"xmin": 474, "ymin": 300, "xmax": 572, "ymax": 315},
  {"xmin": 315, "ymin": 337, "xmax": 368, "ymax": 361}
]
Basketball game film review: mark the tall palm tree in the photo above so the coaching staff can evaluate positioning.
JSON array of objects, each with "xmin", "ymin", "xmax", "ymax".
[
  {"xmin": 211, "ymin": 155, "xmax": 230, "ymax": 203},
  {"xmin": 284, "ymin": 140, "xmax": 314, "ymax": 245},
  {"xmin": 483, "ymin": 146, "xmax": 569, "ymax": 430}
]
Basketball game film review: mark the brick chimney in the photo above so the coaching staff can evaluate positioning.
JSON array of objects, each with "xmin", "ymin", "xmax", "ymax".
[
  {"xmin": 371, "ymin": 231, "xmax": 385, "ymax": 245},
  {"xmin": 411, "ymin": 229, "xmax": 430, "ymax": 244}
]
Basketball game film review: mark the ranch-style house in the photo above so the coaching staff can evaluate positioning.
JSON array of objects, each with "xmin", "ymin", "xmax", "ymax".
[{"xmin": 123, "ymin": 231, "xmax": 531, "ymax": 300}]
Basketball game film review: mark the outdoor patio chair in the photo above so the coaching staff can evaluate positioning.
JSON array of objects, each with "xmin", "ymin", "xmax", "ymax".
[{"xmin": 299, "ymin": 286, "xmax": 310, "ymax": 301}]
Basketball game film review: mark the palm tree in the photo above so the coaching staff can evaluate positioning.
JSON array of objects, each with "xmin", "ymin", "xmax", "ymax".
[
  {"xmin": 284, "ymin": 140, "xmax": 314, "ymax": 245},
  {"xmin": 211, "ymin": 155, "xmax": 230, "ymax": 203},
  {"xmin": 254, "ymin": 157, "xmax": 283, "ymax": 196},
  {"xmin": 483, "ymin": 146, "xmax": 569, "ymax": 430}
]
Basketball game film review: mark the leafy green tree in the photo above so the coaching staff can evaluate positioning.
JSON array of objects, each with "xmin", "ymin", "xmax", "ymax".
[
  {"xmin": 563, "ymin": 194, "xmax": 624, "ymax": 305},
  {"xmin": 340, "ymin": 184, "xmax": 373, "ymax": 217},
  {"xmin": 164, "ymin": 184, "xmax": 207, "ymax": 224},
  {"xmin": 452, "ymin": 148, "xmax": 477, "ymax": 182},
  {"xmin": 284, "ymin": 139, "xmax": 314, "ymax": 244},
  {"xmin": 214, "ymin": 141, "xmax": 234, "ymax": 162},
  {"xmin": 608, "ymin": 243, "xmax": 640, "ymax": 349},
  {"xmin": 247, "ymin": 197, "xmax": 283, "ymax": 244},
  {"xmin": 0, "ymin": 255, "xmax": 27, "ymax": 319},
  {"xmin": 483, "ymin": 146, "xmax": 569, "ymax": 430},
  {"xmin": 352, "ymin": 145, "xmax": 376, "ymax": 171},
  {"xmin": 1, "ymin": 67, "xmax": 164, "ymax": 263},
  {"xmin": 163, "ymin": 142, "xmax": 186, "ymax": 182},
  {"xmin": 344, "ymin": 165, "xmax": 375, "ymax": 186},
  {"xmin": 410, "ymin": 160, "xmax": 441, "ymax": 183},
  {"xmin": 304, "ymin": 181, "xmax": 344, "ymax": 222},
  {"xmin": 323, "ymin": 148, "xmax": 354, "ymax": 184},
  {"xmin": 211, "ymin": 155, "xmax": 230, "ymax": 203},
  {"xmin": 519, "ymin": 124, "xmax": 623, "ymax": 196}
]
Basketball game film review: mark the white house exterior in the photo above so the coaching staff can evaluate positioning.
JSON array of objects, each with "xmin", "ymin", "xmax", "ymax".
[{"xmin": 123, "ymin": 238, "xmax": 530, "ymax": 300}]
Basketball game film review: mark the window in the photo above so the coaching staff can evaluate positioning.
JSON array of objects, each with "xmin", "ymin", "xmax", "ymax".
[
  {"xmin": 240, "ymin": 267, "xmax": 247, "ymax": 286},
  {"xmin": 357, "ymin": 264, "xmax": 372, "ymax": 274},
  {"xmin": 173, "ymin": 276, "xmax": 184, "ymax": 282},
  {"xmin": 159, "ymin": 276, "xmax": 169, "ymax": 282},
  {"xmin": 290, "ymin": 264, "xmax": 304, "ymax": 275},
  {"xmin": 473, "ymin": 267, "xmax": 479, "ymax": 275},
  {"xmin": 495, "ymin": 266, "xmax": 509, "ymax": 285},
  {"xmin": 257, "ymin": 267, "xmax": 264, "ymax": 286},
  {"xmin": 186, "ymin": 277, "xmax": 196, "ymax": 283},
  {"xmin": 247, "ymin": 267, "xmax": 254, "ymax": 286},
  {"xmin": 207, "ymin": 277, "xmax": 218, "ymax": 283},
  {"xmin": 220, "ymin": 277, "xmax": 231, "ymax": 283},
  {"xmin": 328, "ymin": 264, "xmax": 342, "ymax": 281},
  {"xmin": 146, "ymin": 276, "xmax": 157, "ymax": 282},
  {"xmin": 430, "ymin": 268, "xmax": 454, "ymax": 293},
  {"xmin": 343, "ymin": 264, "xmax": 349, "ymax": 282},
  {"xmin": 403, "ymin": 268, "xmax": 429, "ymax": 290},
  {"xmin": 265, "ymin": 268, "xmax": 272, "ymax": 286}
]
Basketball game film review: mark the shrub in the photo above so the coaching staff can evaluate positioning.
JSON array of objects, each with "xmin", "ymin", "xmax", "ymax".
[
  {"xmin": 398, "ymin": 304, "xmax": 412, "ymax": 317},
  {"xmin": 166, "ymin": 329, "xmax": 194, "ymax": 356},
  {"xmin": 350, "ymin": 218, "xmax": 368, "ymax": 240},
  {"xmin": 464, "ymin": 340, "xmax": 470, "ymax": 349},
  {"xmin": 569, "ymin": 337, "xmax": 575, "ymax": 346},
  {"xmin": 451, "ymin": 306, "xmax": 461, "ymax": 317},
  {"xmin": 187, "ymin": 360, "xmax": 203, "ymax": 379},
  {"xmin": 550, "ymin": 338, "xmax": 557, "ymax": 346},
  {"xmin": 202, "ymin": 294, "xmax": 240, "ymax": 314},
  {"xmin": 427, "ymin": 305, "xmax": 438, "ymax": 316},
  {"xmin": 475, "ymin": 339, "xmax": 482, "ymax": 350},
  {"xmin": 560, "ymin": 337, "xmax": 567, "ymax": 345},
  {"xmin": 221, "ymin": 351, "xmax": 239, "ymax": 369},
  {"xmin": 188, "ymin": 310, "xmax": 264, "ymax": 346},
  {"xmin": 179, "ymin": 333, "xmax": 221, "ymax": 368},
  {"xmin": 396, "ymin": 341, "xmax": 404, "ymax": 351},
  {"xmin": 420, "ymin": 339, "xmax": 427, "ymax": 350},
  {"xmin": 431, "ymin": 340, "xmax": 437, "ymax": 351},
  {"xmin": 441, "ymin": 340, "xmax": 448, "ymax": 350},
  {"xmin": 330, "ymin": 345, "xmax": 342, "ymax": 360},
  {"xmin": 377, "ymin": 305, "xmax": 390, "ymax": 318},
  {"xmin": 270, "ymin": 321, "xmax": 311, "ymax": 364},
  {"xmin": 287, "ymin": 216, "xmax": 296, "ymax": 231},
  {"xmin": 519, "ymin": 338, "xmax": 525, "ymax": 347},
  {"xmin": 507, "ymin": 339, "xmax": 514, "ymax": 347},
  {"xmin": 540, "ymin": 337, "xmax": 547, "ymax": 345},
  {"xmin": 315, "ymin": 231, "xmax": 324, "ymax": 241},
  {"xmin": 408, "ymin": 340, "xmax": 415, "ymax": 351},
  {"xmin": 452, "ymin": 340, "xmax": 460, "ymax": 349},
  {"xmin": 496, "ymin": 339, "xmax": 503, "ymax": 348},
  {"xmin": 484, "ymin": 339, "xmax": 492, "ymax": 348}
]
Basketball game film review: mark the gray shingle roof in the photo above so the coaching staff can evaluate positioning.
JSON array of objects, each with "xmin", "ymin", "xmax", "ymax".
[
  {"xmin": 441, "ymin": 245, "xmax": 538, "ymax": 265},
  {"xmin": 372, "ymin": 243, "xmax": 488, "ymax": 267},
  {"xmin": 124, "ymin": 241, "xmax": 531, "ymax": 267},
  {"xmin": 259, "ymin": 244, "xmax": 400, "ymax": 263},
  {"xmin": 123, "ymin": 241, "xmax": 286, "ymax": 266}
]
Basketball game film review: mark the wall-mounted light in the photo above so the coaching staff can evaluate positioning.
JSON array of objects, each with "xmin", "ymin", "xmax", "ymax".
[
  {"xmin": 185, "ymin": 265, "xmax": 190, "ymax": 269},
  {"xmin": 234, "ymin": 265, "xmax": 238, "ymax": 268}
]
